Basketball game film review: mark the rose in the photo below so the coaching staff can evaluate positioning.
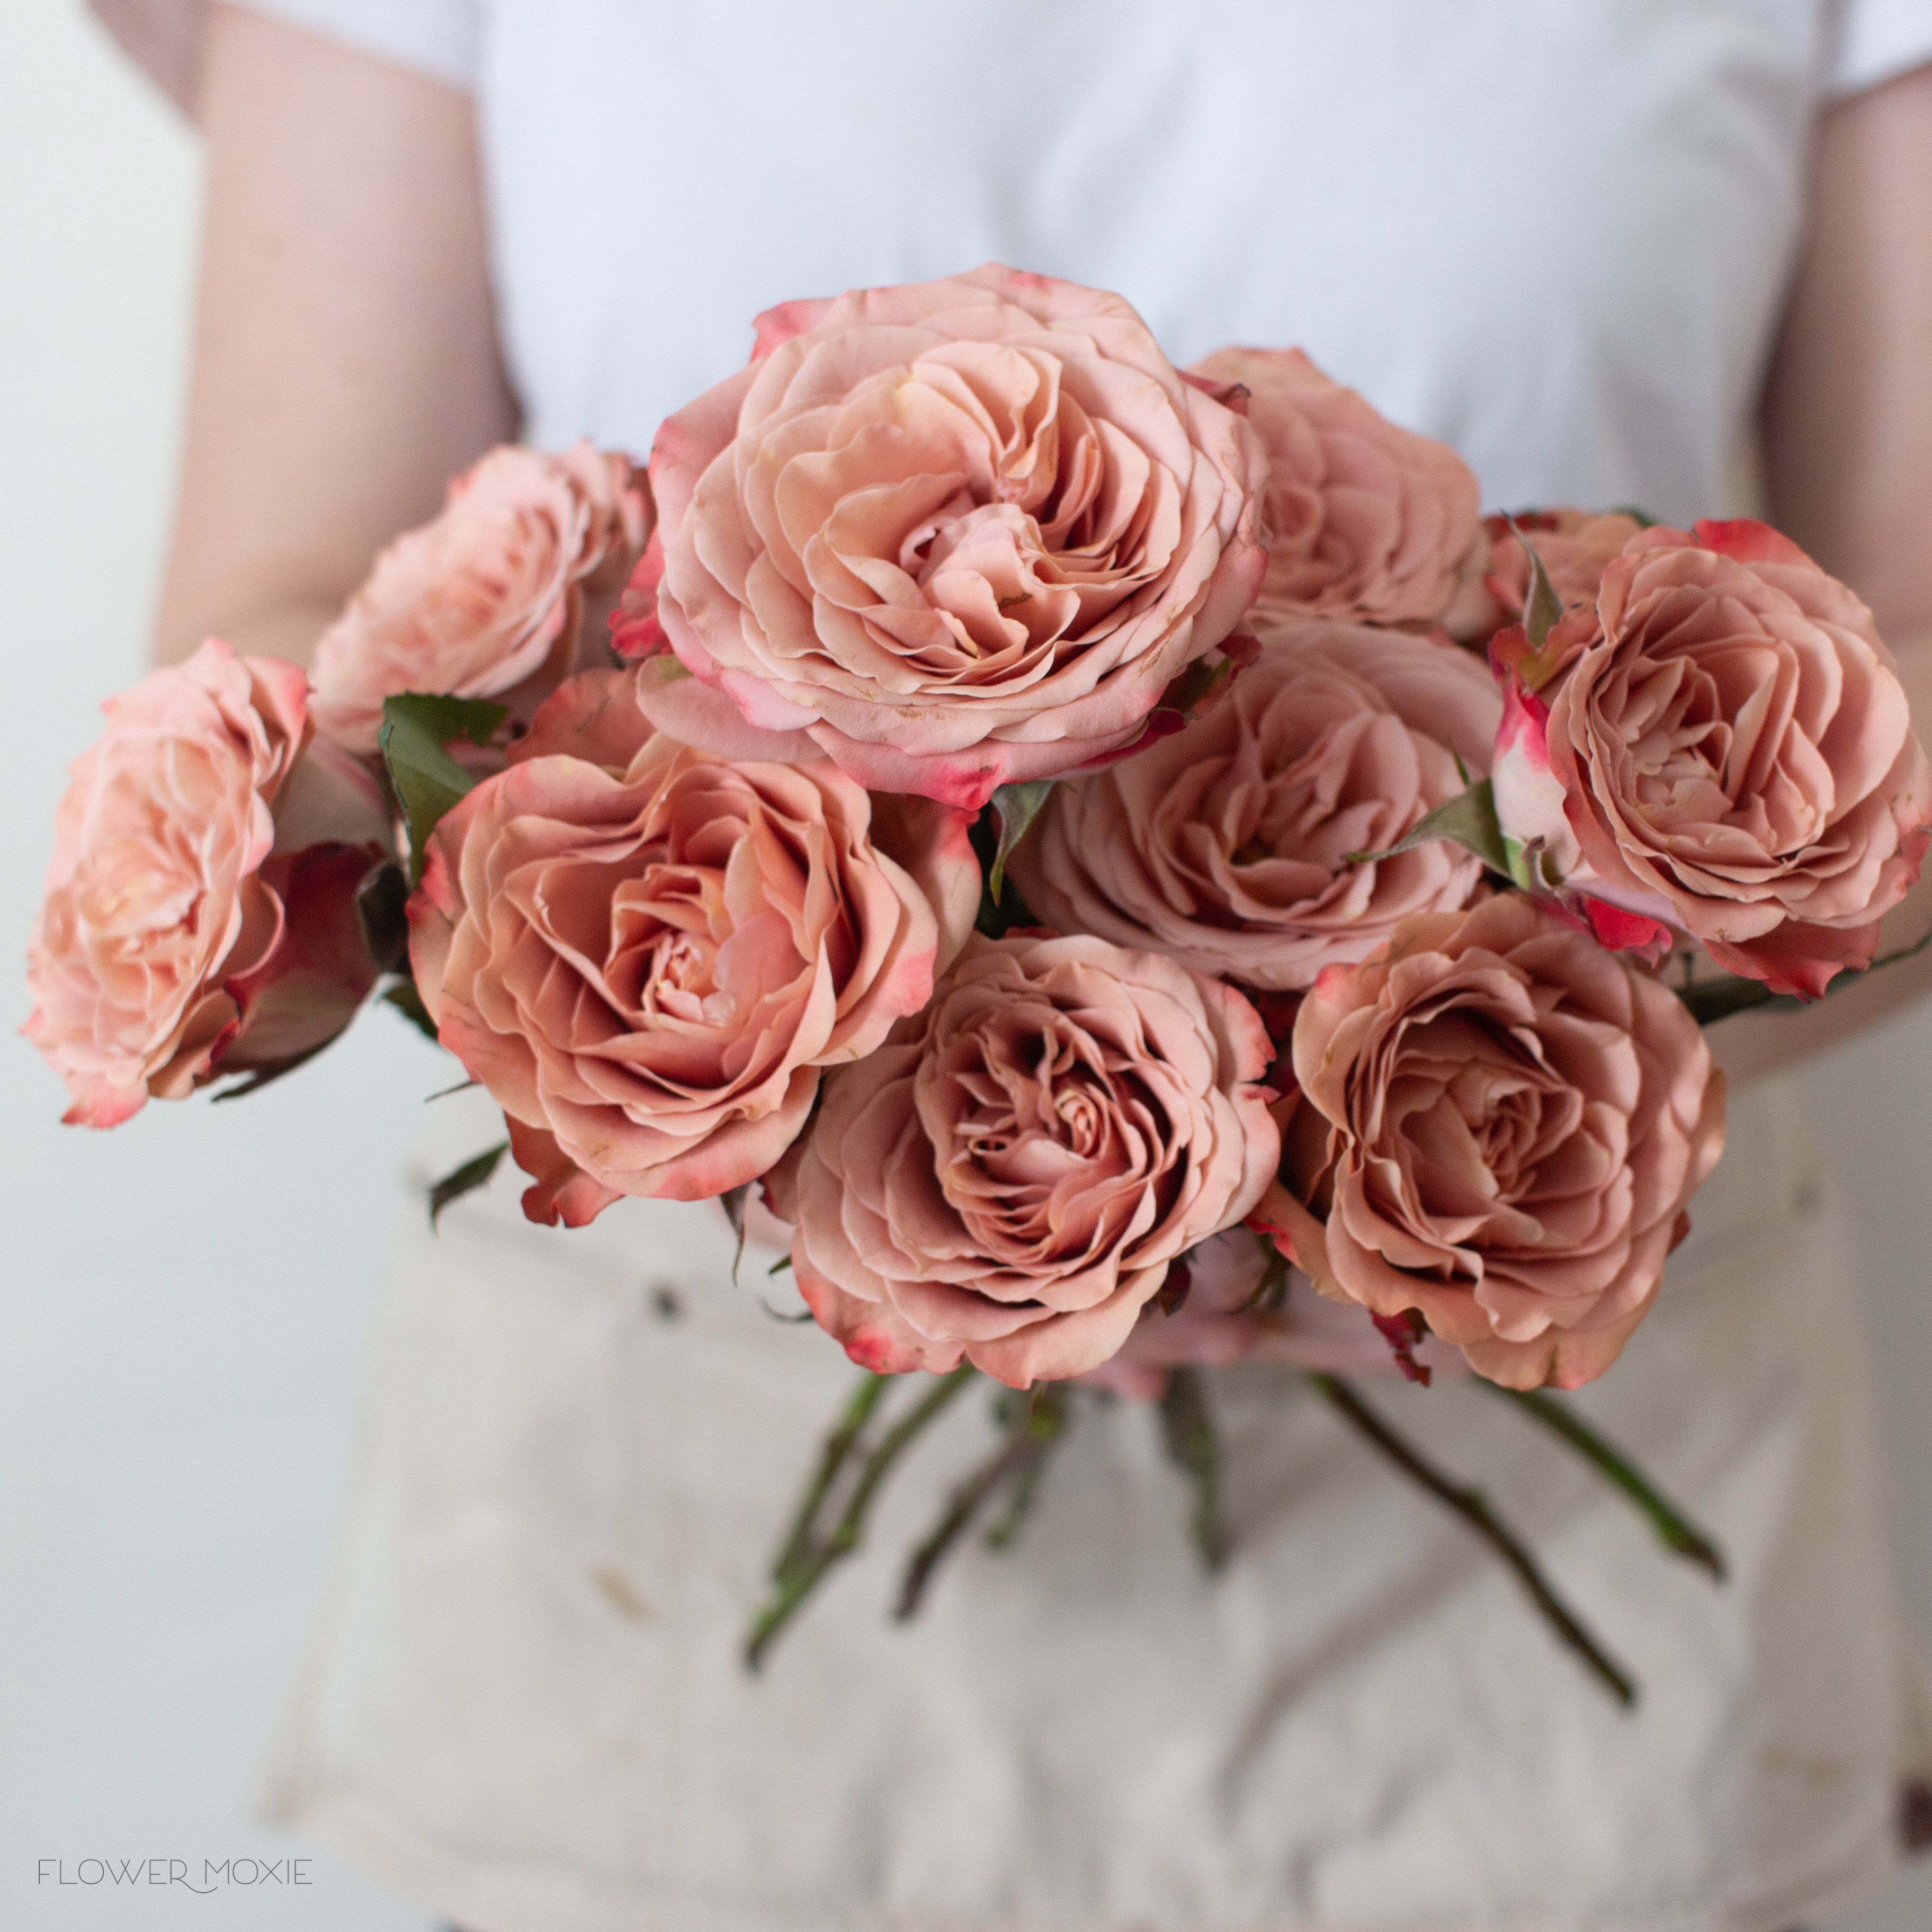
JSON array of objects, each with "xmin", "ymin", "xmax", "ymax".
[
  {"xmin": 310, "ymin": 442, "xmax": 650, "ymax": 755},
  {"xmin": 1079, "ymin": 1227, "xmax": 1469, "ymax": 1398},
  {"xmin": 25, "ymin": 640, "xmax": 392, "ymax": 1126},
  {"xmin": 1490, "ymin": 520, "xmax": 1932, "ymax": 996},
  {"xmin": 1189, "ymin": 346, "xmax": 1484, "ymax": 633},
  {"xmin": 1255, "ymin": 894, "xmax": 1725, "ymax": 1390},
  {"xmin": 407, "ymin": 667, "xmax": 979, "ymax": 1223},
  {"xmin": 1008, "ymin": 623, "xmax": 1500, "ymax": 990},
  {"xmin": 775, "ymin": 932, "xmax": 1280, "ymax": 1388},
  {"xmin": 640, "ymin": 264, "xmax": 1269, "ymax": 809}
]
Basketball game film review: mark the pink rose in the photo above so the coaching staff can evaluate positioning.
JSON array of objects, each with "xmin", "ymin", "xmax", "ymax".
[
  {"xmin": 1080, "ymin": 1227, "xmax": 1468, "ymax": 1398},
  {"xmin": 642, "ymin": 265, "xmax": 1269, "ymax": 809},
  {"xmin": 407, "ymin": 667, "xmax": 979, "ymax": 1223},
  {"xmin": 780, "ymin": 933, "xmax": 1280, "ymax": 1388},
  {"xmin": 1259, "ymin": 894, "xmax": 1725, "ymax": 1391},
  {"xmin": 1008, "ymin": 623, "xmax": 1500, "ymax": 990},
  {"xmin": 1492, "ymin": 520, "xmax": 1932, "ymax": 997},
  {"xmin": 310, "ymin": 442, "xmax": 650, "ymax": 755},
  {"xmin": 25, "ymin": 640, "xmax": 392, "ymax": 1126},
  {"xmin": 1189, "ymin": 346, "xmax": 1484, "ymax": 633}
]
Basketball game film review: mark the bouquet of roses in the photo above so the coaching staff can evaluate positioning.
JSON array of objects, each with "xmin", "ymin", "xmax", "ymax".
[{"xmin": 28, "ymin": 267, "xmax": 1931, "ymax": 1702}]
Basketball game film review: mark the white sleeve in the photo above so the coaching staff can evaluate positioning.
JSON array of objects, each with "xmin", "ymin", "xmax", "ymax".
[
  {"xmin": 1824, "ymin": 0, "xmax": 1932, "ymax": 96},
  {"xmin": 88, "ymin": 0, "xmax": 478, "ymax": 113}
]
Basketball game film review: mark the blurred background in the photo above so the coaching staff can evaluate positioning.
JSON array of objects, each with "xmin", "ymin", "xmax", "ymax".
[{"xmin": 2, "ymin": 5, "xmax": 1930, "ymax": 1927}]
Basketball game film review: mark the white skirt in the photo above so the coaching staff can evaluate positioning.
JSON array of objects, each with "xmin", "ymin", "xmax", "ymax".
[{"xmin": 263, "ymin": 1076, "xmax": 1930, "ymax": 1932}]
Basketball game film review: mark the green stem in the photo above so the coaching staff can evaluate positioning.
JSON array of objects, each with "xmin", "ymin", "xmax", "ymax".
[
  {"xmin": 896, "ymin": 1385, "xmax": 1066, "ymax": 1620},
  {"xmin": 1487, "ymin": 1383, "xmax": 1726, "ymax": 1583},
  {"xmin": 745, "ymin": 1365, "xmax": 976, "ymax": 1671},
  {"xmin": 768, "ymin": 1371, "xmax": 891, "ymax": 1586},
  {"xmin": 1159, "ymin": 1367, "xmax": 1230, "ymax": 1572},
  {"xmin": 1309, "ymin": 1374, "xmax": 1639, "ymax": 1709}
]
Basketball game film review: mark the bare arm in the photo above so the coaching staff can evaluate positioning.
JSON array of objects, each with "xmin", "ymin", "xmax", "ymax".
[
  {"xmin": 1716, "ymin": 64, "xmax": 1932, "ymax": 1085},
  {"xmin": 154, "ymin": 3, "xmax": 516, "ymax": 667}
]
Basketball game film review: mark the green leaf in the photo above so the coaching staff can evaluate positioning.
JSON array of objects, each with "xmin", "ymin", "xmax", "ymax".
[
  {"xmin": 428, "ymin": 1140, "xmax": 508, "ymax": 1228},
  {"xmin": 210, "ymin": 1038, "xmax": 332, "ymax": 1102},
  {"xmin": 987, "ymin": 780, "xmax": 1054, "ymax": 901},
  {"xmin": 381, "ymin": 978, "xmax": 442, "ymax": 1043},
  {"xmin": 1346, "ymin": 777, "xmax": 1511, "ymax": 877},
  {"xmin": 1503, "ymin": 515, "xmax": 1564, "ymax": 650},
  {"xmin": 378, "ymin": 693, "xmax": 508, "ymax": 884},
  {"xmin": 1607, "ymin": 503, "xmax": 1661, "ymax": 529}
]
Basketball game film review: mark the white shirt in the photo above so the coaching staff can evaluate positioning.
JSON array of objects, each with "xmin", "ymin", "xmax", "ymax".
[{"xmin": 92, "ymin": 4, "xmax": 1932, "ymax": 1929}]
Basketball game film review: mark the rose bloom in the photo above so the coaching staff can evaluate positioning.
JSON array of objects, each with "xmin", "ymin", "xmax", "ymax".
[
  {"xmin": 310, "ymin": 442, "xmax": 650, "ymax": 755},
  {"xmin": 1080, "ymin": 1227, "xmax": 1467, "ymax": 1399},
  {"xmin": 641, "ymin": 264, "xmax": 1268, "ymax": 809},
  {"xmin": 1257, "ymin": 893, "xmax": 1725, "ymax": 1390},
  {"xmin": 26, "ymin": 640, "xmax": 392, "ymax": 1127},
  {"xmin": 1491, "ymin": 519, "xmax": 1932, "ymax": 997},
  {"xmin": 1008, "ymin": 623, "xmax": 1500, "ymax": 990},
  {"xmin": 774, "ymin": 932, "xmax": 1280, "ymax": 1388},
  {"xmin": 408, "ymin": 667, "xmax": 979, "ymax": 1223},
  {"xmin": 1189, "ymin": 345, "xmax": 1484, "ymax": 633},
  {"xmin": 1464, "ymin": 507, "xmax": 1647, "ymax": 642}
]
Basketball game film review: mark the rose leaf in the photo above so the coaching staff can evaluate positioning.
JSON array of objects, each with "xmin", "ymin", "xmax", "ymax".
[
  {"xmin": 987, "ymin": 780, "xmax": 1056, "ymax": 902},
  {"xmin": 1345, "ymin": 776, "xmax": 1511, "ymax": 876},
  {"xmin": 381, "ymin": 977, "xmax": 442, "ymax": 1042},
  {"xmin": 378, "ymin": 693, "xmax": 509, "ymax": 883},
  {"xmin": 1502, "ymin": 515, "xmax": 1564, "ymax": 650},
  {"xmin": 428, "ymin": 1140, "xmax": 509, "ymax": 1229}
]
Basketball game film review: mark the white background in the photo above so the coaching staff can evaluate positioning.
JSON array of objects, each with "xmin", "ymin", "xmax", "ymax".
[{"xmin": 2, "ymin": 5, "xmax": 1931, "ymax": 1928}]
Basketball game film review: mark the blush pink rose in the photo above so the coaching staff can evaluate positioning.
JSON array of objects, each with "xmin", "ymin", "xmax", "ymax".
[
  {"xmin": 779, "ymin": 933, "xmax": 1280, "ymax": 1388},
  {"xmin": 1190, "ymin": 346, "xmax": 1485, "ymax": 633},
  {"xmin": 1079, "ymin": 1226, "xmax": 1468, "ymax": 1399},
  {"xmin": 641, "ymin": 264, "xmax": 1269, "ymax": 810},
  {"xmin": 1008, "ymin": 623, "xmax": 1500, "ymax": 990},
  {"xmin": 1491, "ymin": 519, "xmax": 1932, "ymax": 997},
  {"xmin": 25, "ymin": 640, "xmax": 392, "ymax": 1126},
  {"xmin": 310, "ymin": 442, "xmax": 650, "ymax": 755},
  {"xmin": 407, "ymin": 667, "xmax": 979, "ymax": 1223},
  {"xmin": 1258, "ymin": 893, "xmax": 1725, "ymax": 1391}
]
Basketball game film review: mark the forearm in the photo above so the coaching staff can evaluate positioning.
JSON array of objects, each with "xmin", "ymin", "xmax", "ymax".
[{"xmin": 153, "ymin": 6, "xmax": 515, "ymax": 668}]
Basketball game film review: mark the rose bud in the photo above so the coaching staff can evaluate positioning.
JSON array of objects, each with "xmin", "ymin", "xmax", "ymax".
[
  {"xmin": 1490, "ymin": 519, "xmax": 1932, "ymax": 996},
  {"xmin": 1253, "ymin": 894, "xmax": 1725, "ymax": 1391},
  {"xmin": 640, "ymin": 265, "xmax": 1269, "ymax": 809},
  {"xmin": 407, "ymin": 667, "xmax": 979, "ymax": 1224},
  {"xmin": 25, "ymin": 640, "xmax": 394, "ymax": 1126},
  {"xmin": 1189, "ymin": 345, "xmax": 1486, "ymax": 635},
  {"xmin": 1008, "ymin": 622, "xmax": 1499, "ymax": 990},
  {"xmin": 309, "ymin": 442, "xmax": 650, "ymax": 756},
  {"xmin": 776, "ymin": 933, "xmax": 1280, "ymax": 1388}
]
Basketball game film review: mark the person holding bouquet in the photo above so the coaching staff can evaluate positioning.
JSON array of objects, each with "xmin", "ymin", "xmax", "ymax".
[{"xmin": 66, "ymin": 1, "xmax": 1932, "ymax": 1927}]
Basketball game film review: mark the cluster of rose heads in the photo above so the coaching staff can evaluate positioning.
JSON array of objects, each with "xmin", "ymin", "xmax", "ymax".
[{"xmin": 27, "ymin": 265, "xmax": 1930, "ymax": 1405}]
